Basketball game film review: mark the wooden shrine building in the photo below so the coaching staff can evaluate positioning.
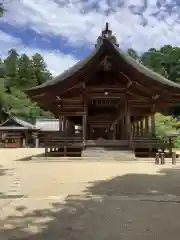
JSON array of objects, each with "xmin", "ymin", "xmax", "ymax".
[
  {"xmin": 26, "ymin": 23, "xmax": 180, "ymax": 157},
  {"xmin": 0, "ymin": 116, "xmax": 37, "ymax": 148}
]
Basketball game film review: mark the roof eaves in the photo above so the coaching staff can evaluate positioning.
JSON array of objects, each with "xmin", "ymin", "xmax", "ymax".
[
  {"xmin": 111, "ymin": 42, "xmax": 180, "ymax": 90},
  {"xmin": 12, "ymin": 117, "xmax": 36, "ymax": 129}
]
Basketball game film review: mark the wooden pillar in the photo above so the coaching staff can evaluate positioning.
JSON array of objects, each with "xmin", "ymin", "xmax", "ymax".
[
  {"xmin": 140, "ymin": 120, "xmax": 144, "ymax": 136},
  {"xmin": 82, "ymin": 99, "xmax": 88, "ymax": 142},
  {"xmin": 59, "ymin": 116, "xmax": 63, "ymax": 131},
  {"xmin": 134, "ymin": 122, "xmax": 136, "ymax": 137},
  {"xmin": 112, "ymin": 123, "xmax": 116, "ymax": 139},
  {"xmin": 118, "ymin": 120, "xmax": 121, "ymax": 140},
  {"xmin": 144, "ymin": 116, "xmax": 149, "ymax": 135},
  {"xmin": 121, "ymin": 118, "xmax": 125, "ymax": 139},
  {"xmin": 125, "ymin": 99, "xmax": 132, "ymax": 147},
  {"xmin": 35, "ymin": 136, "xmax": 39, "ymax": 148},
  {"xmin": 132, "ymin": 123, "xmax": 135, "ymax": 137},
  {"xmin": 131, "ymin": 124, "xmax": 134, "ymax": 137},
  {"xmin": 151, "ymin": 113, "xmax": 156, "ymax": 137},
  {"xmin": 22, "ymin": 137, "xmax": 26, "ymax": 148},
  {"xmin": 82, "ymin": 114, "xmax": 87, "ymax": 142},
  {"xmin": 136, "ymin": 121, "xmax": 140, "ymax": 137},
  {"xmin": 25, "ymin": 131, "xmax": 28, "ymax": 147},
  {"xmin": 63, "ymin": 117, "xmax": 66, "ymax": 132}
]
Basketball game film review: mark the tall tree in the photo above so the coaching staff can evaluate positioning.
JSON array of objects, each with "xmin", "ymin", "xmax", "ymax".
[
  {"xmin": 0, "ymin": 50, "xmax": 53, "ymax": 122},
  {"xmin": 17, "ymin": 54, "xmax": 37, "ymax": 89},
  {"xmin": 4, "ymin": 49, "xmax": 19, "ymax": 89},
  {"xmin": 0, "ymin": 1, "xmax": 4, "ymax": 17},
  {"xmin": 32, "ymin": 53, "xmax": 52, "ymax": 85}
]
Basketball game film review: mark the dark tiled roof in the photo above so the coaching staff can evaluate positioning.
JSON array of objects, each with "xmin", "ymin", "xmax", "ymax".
[
  {"xmin": 27, "ymin": 36, "xmax": 180, "ymax": 92},
  {"xmin": 0, "ymin": 117, "xmax": 36, "ymax": 129}
]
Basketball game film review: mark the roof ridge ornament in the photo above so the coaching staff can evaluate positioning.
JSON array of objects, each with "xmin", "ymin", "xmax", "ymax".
[{"xmin": 95, "ymin": 22, "xmax": 119, "ymax": 48}]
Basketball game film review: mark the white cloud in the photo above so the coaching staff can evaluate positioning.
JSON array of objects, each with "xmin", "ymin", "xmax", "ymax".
[
  {"xmin": 22, "ymin": 48, "xmax": 78, "ymax": 76},
  {"xmin": 0, "ymin": 30, "xmax": 22, "ymax": 57},
  {"xmin": 2, "ymin": 0, "xmax": 180, "ymax": 51},
  {"xmin": 0, "ymin": 31, "xmax": 78, "ymax": 75},
  {"xmin": 1, "ymin": 0, "xmax": 180, "ymax": 75}
]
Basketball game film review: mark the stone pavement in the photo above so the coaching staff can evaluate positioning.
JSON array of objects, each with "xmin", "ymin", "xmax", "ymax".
[{"xmin": 1, "ymin": 149, "xmax": 180, "ymax": 239}]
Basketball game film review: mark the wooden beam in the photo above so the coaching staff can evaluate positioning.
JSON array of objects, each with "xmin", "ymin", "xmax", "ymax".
[
  {"xmin": 86, "ymin": 85, "xmax": 126, "ymax": 92},
  {"xmin": 55, "ymin": 112, "xmax": 85, "ymax": 116},
  {"xmin": 88, "ymin": 93, "xmax": 123, "ymax": 99},
  {"xmin": 31, "ymin": 93, "xmax": 47, "ymax": 99},
  {"xmin": 61, "ymin": 98, "xmax": 82, "ymax": 103},
  {"xmin": 57, "ymin": 105, "xmax": 84, "ymax": 109}
]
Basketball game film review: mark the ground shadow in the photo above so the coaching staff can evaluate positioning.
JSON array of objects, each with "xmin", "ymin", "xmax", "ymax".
[
  {"xmin": 0, "ymin": 164, "xmax": 16, "ymax": 200},
  {"xmin": 16, "ymin": 153, "xmax": 45, "ymax": 161},
  {"xmin": 2, "ymin": 166, "xmax": 180, "ymax": 239},
  {"xmin": 0, "ymin": 164, "xmax": 9, "ymax": 176}
]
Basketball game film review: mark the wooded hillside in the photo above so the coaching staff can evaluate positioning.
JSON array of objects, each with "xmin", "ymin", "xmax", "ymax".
[{"xmin": 0, "ymin": 49, "xmax": 53, "ymax": 122}]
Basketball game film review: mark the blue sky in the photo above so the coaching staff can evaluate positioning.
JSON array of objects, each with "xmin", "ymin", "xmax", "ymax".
[{"xmin": 0, "ymin": 0, "xmax": 180, "ymax": 76}]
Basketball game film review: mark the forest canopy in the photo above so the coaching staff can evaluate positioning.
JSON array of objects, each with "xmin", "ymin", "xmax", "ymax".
[{"xmin": 0, "ymin": 49, "xmax": 53, "ymax": 122}]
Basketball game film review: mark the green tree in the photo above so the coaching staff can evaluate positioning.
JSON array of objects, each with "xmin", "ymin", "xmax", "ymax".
[
  {"xmin": 127, "ymin": 48, "xmax": 139, "ymax": 60},
  {"xmin": 155, "ymin": 113, "xmax": 178, "ymax": 137},
  {"xmin": 0, "ymin": 1, "xmax": 4, "ymax": 17},
  {"xmin": 4, "ymin": 49, "xmax": 19, "ymax": 89},
  {"xmin": 4, "ymin": 87, "xmax": 52, "ymax": 120},
  {"xmin": 17, "ymin": 54, "xmax": 37, "ymax": 89},
  {"xmin": 32, "ymin": 53, "xmax": 52, "ymax": 85},
  {"xmin": 141, "ymin": 48, "xmax": 167, "ymax": 77},
  {"xmin": 0, "ymin": 50, "xmax": 53, "ymax": 122}
]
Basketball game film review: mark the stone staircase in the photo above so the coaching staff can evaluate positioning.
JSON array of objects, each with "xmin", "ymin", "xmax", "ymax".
[{"xmin": 82, "ymin": 147, "xmax": 136, "ymax": 161}]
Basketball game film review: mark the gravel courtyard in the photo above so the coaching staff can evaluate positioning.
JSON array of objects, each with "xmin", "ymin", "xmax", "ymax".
[{"xmin": 1, "ymin": 148, "xmax": 180, "ymax": 239}]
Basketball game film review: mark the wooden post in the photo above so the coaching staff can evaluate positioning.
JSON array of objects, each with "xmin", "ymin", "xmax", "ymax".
[
  {"xmin": 155, "ymin": 152, "xmax": 159, "ymax": 164},
  {"xmin": 132, "ymin": 124, "xmax": 134, "ymax": 137},
  {"xmin": 172, "ymin": 152, "xmax": 176, "ymax": 165},
  {"xmin": 160, "ymin": 152, "xmax": 165, "ymax": 165},
  {"xmin": 140, "ymin": 120, "xmax": 144, "ymax": 136},
  {"xmin": 35, "ymin": 136, "xmax": 39, "ymax": 148},
  {"xmin": 83, "ymin": 97, "xmax": 88, "ymax": 143},
  {"xmin": 134, "ymin": 122, "xmax": 137, "ymax": 137},
  {"xmin": 59, "ymin": 116, "xmax": 63, "ymax": 131},
  {"xmin": 116, "ymin": 121, "xmax": 119, "ymax": 140},
  {"xmin": 136, "ymin": 122, "xmax": 140, "ymax": 137},
  {"xmin": 145, "ymin": 116, "xmax": 149, "ymax": 135},
  {"xmin": 125, "ymin": 99, "xmax": 132, "ymax": 148},
  {"xmin": 151, "ymin": 113, "xmax": 156, "ymax": 137},
  {"xmin": 82, "ymin": 114, "xmax": 87, "ymax": 143},
  {"xmin": 45, "ymin": 134, "xmax": 48, "ymax": 158},
  {"xmin": 112, "ymin": 123, "xmax": 116, "ymax": 139},
  {"xmin": 22, "ymin": 137, "xmax": 26, "ymax": 148}
]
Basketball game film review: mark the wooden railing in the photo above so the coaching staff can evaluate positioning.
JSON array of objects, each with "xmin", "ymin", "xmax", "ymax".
[
  {"xmin": 86, "ymin": 140, "xmax": 129, "ymax": 147},
  {"xmin": 132, "ymin": 136, "xmax": 173, "ymax": 149},
  {"xmin": 44, "ymin": 132, "xmax": 83, "ymax": 148}
]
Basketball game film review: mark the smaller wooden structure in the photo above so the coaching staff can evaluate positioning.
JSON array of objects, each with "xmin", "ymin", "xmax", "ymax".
[
  {"xmin": 34, "ymin": 118, "xmax": 82, "ymax": 156},
  {"xmin": 0, "ymin": 117, "xmax": 37, "ymax": 148},
  {"xmin": 34, "ymin": 118, "xmax": 60, "ymax": 147}
]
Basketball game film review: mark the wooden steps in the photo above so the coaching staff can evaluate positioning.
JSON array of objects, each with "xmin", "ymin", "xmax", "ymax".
[{"xmin": 82, "ymin": 147, "xmax": 135, "ymax": 160}]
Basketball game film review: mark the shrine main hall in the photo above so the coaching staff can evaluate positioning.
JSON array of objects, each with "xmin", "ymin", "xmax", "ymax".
[{"xmin": 26, "ymin": 23, "xmax": 180, "ymax": 157}]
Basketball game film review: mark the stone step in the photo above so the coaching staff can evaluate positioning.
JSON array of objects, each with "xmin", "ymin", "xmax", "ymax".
[{"xmin": 82, "ymin": 147, "xmax": 134, "ymax": 159}]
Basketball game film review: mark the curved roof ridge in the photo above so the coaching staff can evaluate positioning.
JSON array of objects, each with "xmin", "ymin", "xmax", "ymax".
[{"xmin": 26, "ymin": 28, "xmax": 180, "ymax": 93}]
